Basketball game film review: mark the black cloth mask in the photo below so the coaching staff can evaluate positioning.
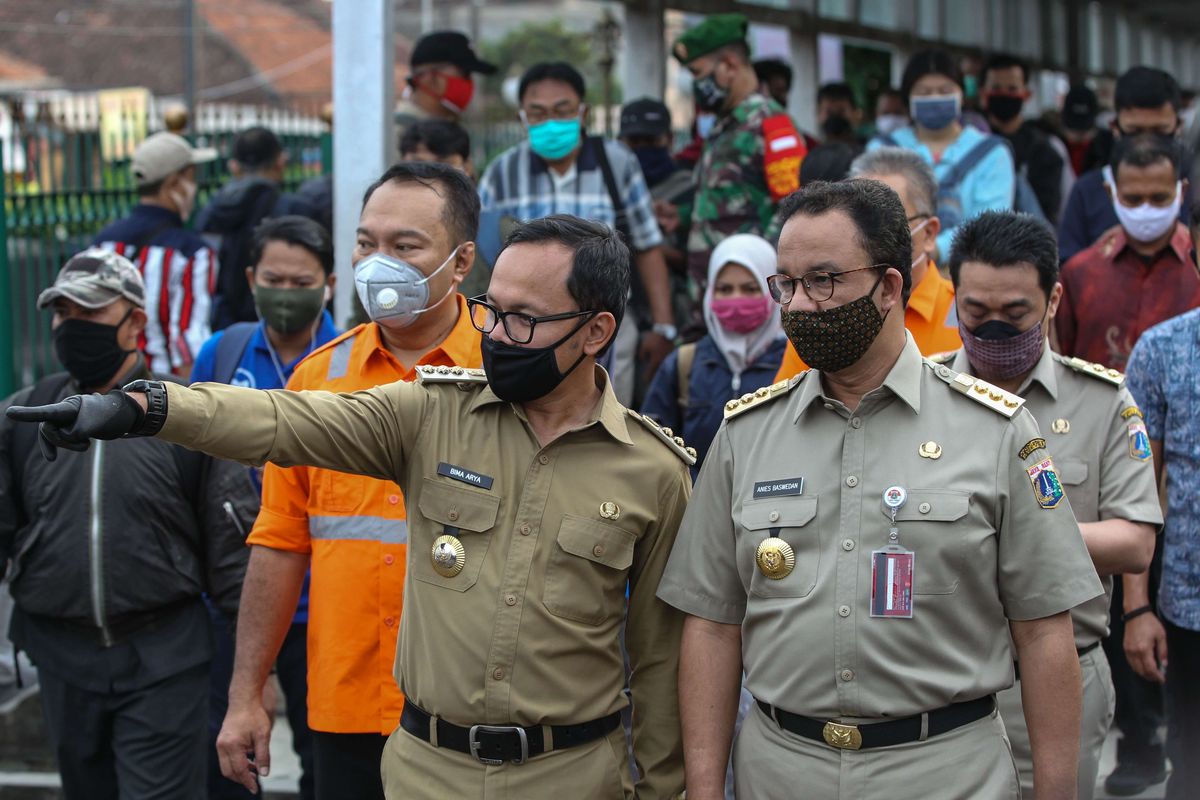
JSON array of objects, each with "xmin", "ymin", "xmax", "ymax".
[
  {"xmin": 53, "ymin": 308, "xmax": 137, "ymax": 390},
  {"xmin": 480, "ymin": 315, "xmax": 596, "ymax": 403},
  {"xmin": 985, "ymin": 94, "xmax": 1024, "ymax": 123}
]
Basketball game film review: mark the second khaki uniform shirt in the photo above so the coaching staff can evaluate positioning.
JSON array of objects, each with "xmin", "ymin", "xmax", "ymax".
[
  {"xmin": 156, "ymin": 368, "xmax": 690, "ymax": 800},
  {"xmin": 949, "ymin": 347, "xmax": 1163, "ymax": 648},
  {"xmin": 658, "ymin": 335, "xmax": 1103, "ymax": 720}
]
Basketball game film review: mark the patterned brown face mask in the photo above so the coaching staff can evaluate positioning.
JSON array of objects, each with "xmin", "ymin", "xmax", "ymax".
[{"xmin": 780, "ymin": 274, "xmax": 886, "ymax": 373}]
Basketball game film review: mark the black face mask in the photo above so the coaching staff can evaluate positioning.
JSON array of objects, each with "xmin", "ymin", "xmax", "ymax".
[
  {"xmin": 53, "ymin": 308, "xmax": 137, "ymax": 390},
  {"xmin": 985, "ymin": 94, "xmax": 1024, "ymax": 123},
  {"xmin": 480, "ymin": 314, "xmax": 596, "ymax": 403},
  {"xmin": 693, "ymin": 71, "xmax": 729, "ymax": 113}
]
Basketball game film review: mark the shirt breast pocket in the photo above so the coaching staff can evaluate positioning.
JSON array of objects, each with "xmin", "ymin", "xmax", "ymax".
[
  {"xmin": 543, "ymin": 515, "xmax": 636, "ymax": 626},
  {"xmin": 887, "ymin": 489, "xmax": 971, "ymax": 595},
  {"xmin": 740, "ymin": 497, "xmax": 820, "ymax": 598},
  {"xmin": 413, "ymin": 478, "xmax": 500, "ymax": 592}
]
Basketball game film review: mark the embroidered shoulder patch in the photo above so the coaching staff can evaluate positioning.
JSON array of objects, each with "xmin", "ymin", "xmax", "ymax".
[
  {"xmin": 1018, "ymin": 438, "xmax": 1047, "ymax": 460},
  {"xmin": 1120, "ymin": 405, "xmax": 1143, "ymax": 421},
  {"xmin": 1127, "ymin": 421, "xmax": 1152, "ymax": 461},
  {"xmin": 1027, "ymin": 457, "xmax": 1065, "ymax": 509}
]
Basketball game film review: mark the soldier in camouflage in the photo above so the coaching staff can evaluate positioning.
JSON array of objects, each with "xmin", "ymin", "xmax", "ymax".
[{"xmin": 675, "ymin": 14, "xmax": 807, "ymax": 288}]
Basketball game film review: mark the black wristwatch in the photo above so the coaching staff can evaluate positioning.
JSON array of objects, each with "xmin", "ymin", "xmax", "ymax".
[{"xmin": 122, "ymin": 379, "xmax": 169, "ymax": 436}]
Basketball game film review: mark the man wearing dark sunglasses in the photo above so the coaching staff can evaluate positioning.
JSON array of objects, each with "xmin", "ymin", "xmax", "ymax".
[{"xmin": 8, "ymin": 215, "xmax": 693, "ymax": 800}]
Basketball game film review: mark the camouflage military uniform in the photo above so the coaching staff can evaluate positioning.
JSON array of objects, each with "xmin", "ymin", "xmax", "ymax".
[{"xmin": 686, "ymin": 93, "xmax": 804, "ymax": 284}]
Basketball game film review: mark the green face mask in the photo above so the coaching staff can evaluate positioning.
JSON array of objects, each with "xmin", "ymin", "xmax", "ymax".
[{"xmin": 253, "ymin": 285, "xmax": 326, "ymax": 335}]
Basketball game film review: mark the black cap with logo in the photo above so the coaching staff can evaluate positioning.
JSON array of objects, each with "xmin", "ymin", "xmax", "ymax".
[{"xmin": 411, "ymin": 31, "xmax": 497, "ymax": 75}]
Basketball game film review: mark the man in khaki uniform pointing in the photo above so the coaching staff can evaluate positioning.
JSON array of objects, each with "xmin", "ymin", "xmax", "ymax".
[
  {"xmin": 8, "ymin": 216, "xmax": 690, "ymax": 800},
  {"xmin": 656, "ymin": 181, "xmax": 1103, "ymax": 800},
  {"xmin": 938, "ymin": 210, "xmax": 1160, "ymax": 799}
]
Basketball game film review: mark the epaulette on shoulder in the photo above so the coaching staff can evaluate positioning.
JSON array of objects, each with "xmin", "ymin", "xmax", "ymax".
[
  {"xmin": 723, "ymin": 376, "xmax": 798, "ymax": 421},
  {"xmin": 415, "ymin": 364, "xmax": 488, "ymax": 385},
  {"xmin": 925, "ymin": 351, "xmax": 956, "ymax": 365},
  {"xmin": 1055, "ymin": 354, "xmax": 1125, "ymax": 386},
  {"xmin": 927, "ymin": 361, "xmax": 1025, "ymax": 419},
  {"xmin": 629, "ymin": 411, "xmax": 697, "ymax": 466}
]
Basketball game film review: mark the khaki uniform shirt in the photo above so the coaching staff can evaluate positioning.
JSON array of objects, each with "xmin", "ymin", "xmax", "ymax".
[
  {"xmin": 949, "ymin": 347, "xmax": 1163, "ymax": 648},
  {"xmin": 158, "ymin": 368, "xmax": 690, "ymax": 799},
  {"xmin": 658, "ymin": 335, "xmax": 1103, "ymax": 720}
]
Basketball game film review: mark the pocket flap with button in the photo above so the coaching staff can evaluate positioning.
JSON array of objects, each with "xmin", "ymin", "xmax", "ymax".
[
  {"xmin": 556, "ymin": 515, "xmax": 636, "ymax": 570},
  {"xmin": 741, "ymin": 497, "xmax": 818, "ymax": 530},
  {"xmin": 418, "ymin": 477, "xmax": 500, "ymax": 532},
  {"xmin": 1056, "ymin": 460, "xmax": 1088, "ymax": 486},
  {"xmin": 883, "ymin": 490, "xmax": 971, "ymax": 522}
]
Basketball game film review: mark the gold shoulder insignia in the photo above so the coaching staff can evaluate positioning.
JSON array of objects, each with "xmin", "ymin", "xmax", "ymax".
[
  {"xmin": 723, "ymin": 376, "xmax": 799, "ymax": 421},
  {"xmin": 415, "ymin": 365, "xmax": 488, "ymax": 385},
  {"xmin": 925, "ymin": 351, "xmax": 957, "ymax": 365},
  {"xmin": 1055, "ymin": 354, "xmax": 1125, "ymax": 386},
  {"xmin": 630, "ymin": 411, "xmax": 697, "ymax": 466},
  {"xmin": 928, "ymin": 362, "xmax": 1025, "ymax": 418}
]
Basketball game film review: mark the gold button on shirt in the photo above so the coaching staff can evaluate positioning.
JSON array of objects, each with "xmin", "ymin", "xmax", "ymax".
[
  {"xmin": 658, "ymin": 336, "xmax": 1103, "ymax": 720},
  {"xmin": 158, "ymin": 369, "xmax": 690, "ymax": 800},
  {"xmin": 949, "ymin": 346, "xmax": 1163, "ymax": 648}
]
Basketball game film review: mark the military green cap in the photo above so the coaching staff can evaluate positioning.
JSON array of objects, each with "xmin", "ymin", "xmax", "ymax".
[{"xmin": 672, "ymin": 13, "xmax": 749, "ymax": 64}]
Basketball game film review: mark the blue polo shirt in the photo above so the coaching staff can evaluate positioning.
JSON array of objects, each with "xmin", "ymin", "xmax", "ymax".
[{"xmin": 191, "ymin": 310, "xmax": 340, "ymax": 623}]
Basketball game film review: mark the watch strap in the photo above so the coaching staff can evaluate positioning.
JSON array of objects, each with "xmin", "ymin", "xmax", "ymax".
[{"xmin": 122, "ymin": 379, "xmax": 169, "ymax": 437}]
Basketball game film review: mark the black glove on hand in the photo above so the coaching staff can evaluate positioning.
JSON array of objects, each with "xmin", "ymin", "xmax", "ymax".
[{"xmin": 6, "ymin": 391, "xmax": 145, "ymax": 462}]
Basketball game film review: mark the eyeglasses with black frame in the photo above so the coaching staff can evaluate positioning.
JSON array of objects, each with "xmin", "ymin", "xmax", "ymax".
[
  {"xmin": 766, "ymin": 265, "xmax": 889, "ymax": 305},
  {"xmin": 467, "ymin": 295, "xmax": 597, "ymax": 344}
]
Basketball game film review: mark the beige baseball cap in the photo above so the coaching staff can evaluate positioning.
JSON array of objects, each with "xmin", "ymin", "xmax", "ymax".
[{"xmin": 130, "ymin": 132, "xmax": 217, "ymax": 187}]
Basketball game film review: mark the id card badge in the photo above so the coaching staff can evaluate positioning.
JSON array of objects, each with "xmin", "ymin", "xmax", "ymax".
[{"xmin": 870, "ymin": 547, "xmax": 914, "ymax": 618}]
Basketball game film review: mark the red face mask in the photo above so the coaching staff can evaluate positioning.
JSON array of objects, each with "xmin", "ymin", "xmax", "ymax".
[{"xmin": 412, "ymin": 71, "xmax": 475, "ymax": 114}]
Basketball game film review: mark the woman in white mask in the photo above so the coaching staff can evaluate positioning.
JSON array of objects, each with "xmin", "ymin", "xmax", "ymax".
[{"xmin": 641, "ymin": 233, "xmax": 786, "ymax": 477}]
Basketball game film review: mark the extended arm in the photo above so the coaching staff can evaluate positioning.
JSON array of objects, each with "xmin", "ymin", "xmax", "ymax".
[
  {"xmin": 1011, "ymin": 612, "xmax": 1082, "ymax": 800},
  {"xmin": 679, "ymin": 616, "xmax": 742, "ymax": 800},
  {"xmin": 635, "ymin": 246, "xmax": 677, "ymax": 381},
  {"xmin": 1077, "ymin": 519, "xmax": 1156, "ymax": 576}
]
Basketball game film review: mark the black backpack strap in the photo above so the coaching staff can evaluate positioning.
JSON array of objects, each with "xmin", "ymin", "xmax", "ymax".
[
  {"xmin": 212, "ymin": 322, "xmax": 259, "ymax": 385},
  {"xmin": 939, "ymin": 136, "xmax": 1007, "ymax": 190},
  {"xmin": 591, "ymin": 137, "xmax": 631, "ymax": 244}
]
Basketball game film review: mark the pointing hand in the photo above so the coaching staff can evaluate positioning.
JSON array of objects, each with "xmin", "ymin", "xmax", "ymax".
[{"xmin": 6, "ymin": 392, "xmax": 144, "ymax": 461}]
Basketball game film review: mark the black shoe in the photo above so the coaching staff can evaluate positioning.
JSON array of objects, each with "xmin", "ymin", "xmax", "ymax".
[{"xmin": 1105, "ymin": 739, "xmax": 1168, "ymax": 796}]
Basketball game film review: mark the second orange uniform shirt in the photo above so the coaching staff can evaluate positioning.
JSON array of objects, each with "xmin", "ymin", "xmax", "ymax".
[
  {"xmin": 248, "ymin": 295, "xmax": 482, "ymax": 735},
  {"xmin": 774, "ymin": 264, "xmax": 961, "ymax": 382}
]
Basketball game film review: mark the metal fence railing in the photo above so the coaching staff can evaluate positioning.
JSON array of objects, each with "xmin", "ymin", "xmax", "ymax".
[{"xmin": 0, "ymin": 98, "xmax": 331, "ymax": 396}]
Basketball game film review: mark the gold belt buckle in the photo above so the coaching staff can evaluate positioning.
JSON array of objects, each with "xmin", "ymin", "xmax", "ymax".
[{"xmin": 822, "ymin": 721, "xmax": 863, "ymax": 750}]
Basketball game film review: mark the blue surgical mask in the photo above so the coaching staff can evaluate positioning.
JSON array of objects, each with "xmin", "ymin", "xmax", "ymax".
[
  {"xmin": 911, "ymin": 94, "xmax": 960, "ymax": 131},
  {"xmin": 527, "ymin": 117, "xmax": 581, "ymax": 161},
  {"xmin": 696, "ymin": 113, "xmax": 717, "ymax": 139}
]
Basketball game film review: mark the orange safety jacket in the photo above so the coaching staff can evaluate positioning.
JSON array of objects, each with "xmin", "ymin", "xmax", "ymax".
[{"xmin": 248, "ymin": 295, "xmax": 482, "ymax": 734}]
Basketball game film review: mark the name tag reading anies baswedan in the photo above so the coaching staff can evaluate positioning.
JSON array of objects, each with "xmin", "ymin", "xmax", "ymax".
[
  {"xmin": 437, "ymin": 462, "xmax": 495, "ymax": 490},
  {"xmin": 752, "ymin": 478, "xmax": 804, "ymax": 499}
]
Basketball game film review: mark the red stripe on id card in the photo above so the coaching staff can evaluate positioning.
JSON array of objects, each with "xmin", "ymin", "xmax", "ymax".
[{"xmin": 870, "ymin": 549, "xmax": 914, "ymax": 618}]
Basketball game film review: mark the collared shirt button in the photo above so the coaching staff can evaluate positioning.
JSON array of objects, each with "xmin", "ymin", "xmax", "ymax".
[
  {"xmin": 519, "ymin": 523, "xmax": 531, "ymax": 536},
  {"xmin": 919, "ymin": 502, "xmax": 931, "ymax": 514},
  {"xmin": 823, "ymin": 403, "xmax": 835, "ymax": 410},
  {"xmin": 538, "ymin": 455, "xmax": 550, "ymax": 465},
  {"xmin": 838, "ymin": 605, "xmax": 852, "ymax": 617},
  {"xmin": 384, "ymin": 616, "xmax": 395, "ymax": 627},
  {"xmin": 387, "ymin": 494, "xmax": 400, "ymax": 505},
  {"xmin": 447, "ymin": 509, "xmax": 460, "ymax": 522},
  {"xmin": 383, "ymin": 554, "xmax": 395, "ymax": 565},
  {"xmin": 492, "ymin": 667, "xmax": 504, "ymax": 680},
  {"xmin": 767, "ymin": 511, "xmax": 780, "ymax": 523},
  {"xmin": 505, "ymin": 594, "xmax": 517, "ymax": 606},
  {"xmin": 842, "ymin": 538, "xmax": 855, "ymax": 551},
  {"xmin": 845, "ymin": 475, "xmax": 859, "ymax": 488},
  {"xmin": 593, "ymin": 544, "xmax": 606, "ymax": 557},
  {"xmin": 850, "ymin": 417, "xmax": 862, "ymax": 429},
  {"xmin": 840, "ymin": 668, "xmax": 855, "ymax": 682}
]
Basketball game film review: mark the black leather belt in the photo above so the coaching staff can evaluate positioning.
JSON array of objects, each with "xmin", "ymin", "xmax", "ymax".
[
  {"xmin": 400, "ymin": 700, "xmax": 621, "ymax": 765},
  {"xmin": 1014, "ymin": 640, "xmax": 1100, "ymax": 681},
  {"xmin": 756, "ymin": 695, "xmax": 995, "ymax": 751}
]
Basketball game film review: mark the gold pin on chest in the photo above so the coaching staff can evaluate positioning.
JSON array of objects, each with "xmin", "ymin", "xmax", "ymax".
[
  {"xmin": 599, "ymin": 501, "xmax": 621, "ymax": 520},
  {"xmin": 755, "ymin": 537, "xmax": 795, "ymax": 579},
  {"xmin": 431, "ymin": 534, "xmax": 466, "ymax": 578},
  {"xmin": 1051, "ymin": 418, "xmax": 1070, "ymax": 434},
  {"xmin": 918, "ymin": 441, "xmax": 942, "ymax": 459}
]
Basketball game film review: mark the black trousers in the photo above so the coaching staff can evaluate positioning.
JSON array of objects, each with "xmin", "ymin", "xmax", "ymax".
[
  {"xmin": 311, "ymin": 730, "xmax": 388, "ymax": 800},
  {"xmin": 39, "ymin": 663, "xmax": 208, "ymax": 800},
  {"xmin": 207, "ymin": 605, "xmax": 314, "ymax": 800},
  {"xmin": 1164, "ymin": 620, "xmax": 1200, "ymax": 800}
]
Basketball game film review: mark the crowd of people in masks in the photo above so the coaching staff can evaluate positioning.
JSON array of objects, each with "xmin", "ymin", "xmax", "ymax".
[{"xmin": 1, "ymin": 11, "xmax": 1199, "ymax": 800}]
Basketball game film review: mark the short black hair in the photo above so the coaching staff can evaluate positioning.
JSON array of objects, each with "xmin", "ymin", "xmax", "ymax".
[
  {"xmin": 981, "ymin": 53, "xmax": 1028, "ymax": 86},
  {"xmin": 1110, "ymin": 132, "xmax": 1184, "ymax": 181},
  {"xmin": 1114, "ymin": 66, "xmax": 1182, "ymax": 112},
  {"xmin": 754, "ymin": 58, "xmax": 793, "ymax": 88},
  {"xmin": 518, "ymin": 62, "xmax": 585, "ymax": 104},
  {"xmin": 250, "ymin": 215, "xmax": 334, "ymax": 276},
  {"xmin": 233, "ymin": 126, "xmax": 284, "ymax": 171},
  {"xmin": 361, "ymin": 161, "xmax": 480, "ymax": 244},
  {"xmin": 817, "ymin": 82, "xmax": 858, "ymax": 109},
  {"xmin": 900, "ymin": 49, "xmax": 961, "ymax": 103},
  {"xmin": 500, "ymin": 215, "xmax": 630, "ymax": 355},
  {"xmin": 777, "ymin": 179, "xmax": 912, "ymax": 302},
  {"xmin": 947, "ymin": 211, "xmax": 1058, "ymax": 298},
  {"xmin": 399, "ymin": 119, "xmax": 471, "ymax": 161}
]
